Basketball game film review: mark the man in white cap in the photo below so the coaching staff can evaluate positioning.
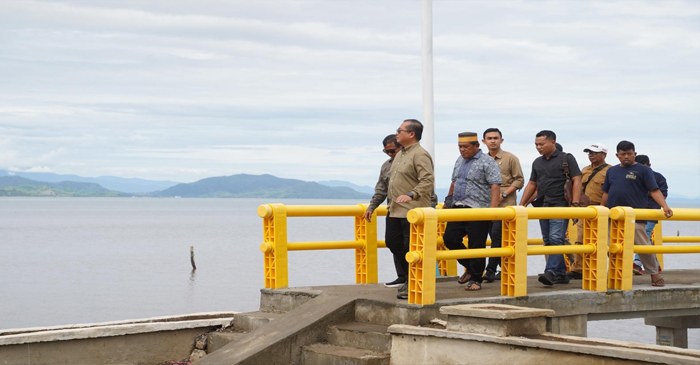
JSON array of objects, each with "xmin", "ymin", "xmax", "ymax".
[{"xmin": 567, "ymin": 143, "xmax": 611, "ymax": 279}]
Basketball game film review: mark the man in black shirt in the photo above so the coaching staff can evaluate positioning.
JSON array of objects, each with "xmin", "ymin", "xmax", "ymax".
[{"xmin": 520, "ymin": 130, "xmax": 582, "ymax": 285}]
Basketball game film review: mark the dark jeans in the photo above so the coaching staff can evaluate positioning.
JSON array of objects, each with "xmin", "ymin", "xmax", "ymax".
[
  {"xmin": 443, "ymin": 218, "xmax": 491, "ymax": 283},
  {"xmin": 486, "ymin": 220, "xmax": 501, "ymax": 272},
  {"xmin": 385, "ymin": 216, "xmax": 411, "ymax": 282},
  {"xmin": 540, "ymin": 203, "xmax": 568, "ymax": 276}
]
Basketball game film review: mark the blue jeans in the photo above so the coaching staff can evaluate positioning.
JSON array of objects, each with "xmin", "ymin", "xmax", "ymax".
[
  {"xmin": 540, "ymin": 205, "xmax": 568, "ymax": 276},
  {"xmin": 634, "ymin": 221, "xmax": 657, "ymax": 267}
]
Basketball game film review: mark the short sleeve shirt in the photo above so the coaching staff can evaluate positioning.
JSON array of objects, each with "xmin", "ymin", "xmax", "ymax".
[
  {"xmin": 602, "ymin": 163, "xmax": 658, "ymax": 209},
  {"xmin": 529, "ymin": 150, "xmax": 582, "ymax": 207},
  {"xmin": 451, "ymin": 150, "xmax": 502, "ymax": 208}
]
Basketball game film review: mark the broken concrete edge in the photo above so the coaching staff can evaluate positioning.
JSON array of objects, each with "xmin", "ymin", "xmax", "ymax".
[
  {"xmin": 260, "ymin": 287, "xmax": 324, "ymax": 298},
  {"xmin": 388, "ymin": 325, "xmax": 700, "ymax": 365},
  {"xmin": 0, "ymin": 311, "xmax": 238, "ymax": 337},
  {"xmin": 440, "ymin": 304, "xmax": 555, "ymax": 319},
  {"xmin": 0, "ymin": 317, "xmax": 235, "ymax": 346},
  {"xmin": 194, "ymin": 294, "xmax": 356, "ymax": 365}
]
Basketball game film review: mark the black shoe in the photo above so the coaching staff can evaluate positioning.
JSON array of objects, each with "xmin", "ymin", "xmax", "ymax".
[
  {"xmin": 566, "ymin": 271, "xmax": 583, "ymax": 280},
  {"xmin": 538, "ymin": 271, "xmax": 555, "ymax": 286},
  {"xmin": 483, "ymin": 269, "xmax": 496, "ymax": 283},
  {"xmin": 554, "ymin": 274, "xmax": 570, "ymax": 284},
  {"xmin": 495, "ymin": 271, "xmax": 501, "ymax": 281},
  {"xmin": 397, "ymin": 282, "xmax": 408, "ymax": 299},
  {"xmin": 384, "ymin": 278, "xmax": 406, "ymax": 288}
]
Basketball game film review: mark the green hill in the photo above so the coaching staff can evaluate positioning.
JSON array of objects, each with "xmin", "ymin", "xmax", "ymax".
[
  {"xmin": 151, "ymin": 174, "xmax": 371, "ymax": 199},
  {"xmin": 0, "ymin": 176, "xmax": 126, "ymax": 197}
]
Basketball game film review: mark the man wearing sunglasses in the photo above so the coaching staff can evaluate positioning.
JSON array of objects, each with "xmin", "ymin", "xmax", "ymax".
[
  {"xmin": 386, "ymin": 119, "xmax": 435, "ymax": 299},
  {"xmin": 365, "ymin": 134, "xmax": 402, "ymax": 288},
  {"xmin": 364, "ymin": 134, "xmax": 402, "ymax": 224}
]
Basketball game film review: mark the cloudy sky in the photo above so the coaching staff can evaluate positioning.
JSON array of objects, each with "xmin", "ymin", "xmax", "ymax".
[{"xmin": 1, "ymin": 0, "xmax": 699, "ymax": 197}]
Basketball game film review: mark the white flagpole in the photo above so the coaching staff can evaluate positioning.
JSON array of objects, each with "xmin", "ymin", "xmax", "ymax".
[{"xmin": 421, "ymin": 0, "xmax": 435, "ymax": 160}]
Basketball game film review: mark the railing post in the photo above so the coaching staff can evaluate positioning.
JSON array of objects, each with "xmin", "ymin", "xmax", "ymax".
[
  {"xmin": 608, "ymin": 207, "xmax": 635, "ymax": 290},
  {"xmin": 355, "ymin": 204, "xmax": 378, "ymax": 284},
  {"xmin": 406, "ymin": 208, "xmax": 438, "ymax": 305},
  {"xmin": 258, "ymin": 204, "xmax": 289, "ymax": 289},
  {"xmin": 582, "ymin": 206, "xmax": 609, "ymax": 292},
  {"xmin": 436, "ymin": 206, "xmax": 457, "ymax": 276},
  {"xmin": 653, "ymin": 222, "xmax": 664, "ymax": 271},
  {"xmin": 501, "ymin": 205, "xmax": 528, "ymax": 297}
]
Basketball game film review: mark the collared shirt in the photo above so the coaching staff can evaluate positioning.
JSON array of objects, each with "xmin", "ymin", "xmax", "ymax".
[
  {"xmin": 388, "ymin": 143, "xmax": 435, "ymax": 218},
  {"xmin": 368, "ymin": 158, "xmax": 392, "ymax": 211},
  {"xmin": 529, "ymin": 149, "xmax": 582, "ymax": 207},
  {"xmin": 490, "ymin": 149, "xmax": 525, "ymax": 207},
  {"xmin": 451, "ymin": 150, "xmax": 501, "ymax": 208},
  {"xmin": 581, "ymin": 163, "xmax": 611, "ymax": 205}
]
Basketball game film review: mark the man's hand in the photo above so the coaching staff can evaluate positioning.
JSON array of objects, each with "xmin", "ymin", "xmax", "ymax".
[
  {"xmin": 364, "ymin": 210, "xmax": 373, "ymax": 222},
  {"xmin": 396, "ymin": 195, "xmax": 413, "ymax": 203},
  {"xmin": 663, "ymin": 206, "xmax": 673, "ymax": 218}
]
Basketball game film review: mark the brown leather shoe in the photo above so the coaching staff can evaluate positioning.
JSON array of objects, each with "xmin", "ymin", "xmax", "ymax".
[{"xmin": 457, "ymin": 271, "xmax": 471, "ymax": 284}]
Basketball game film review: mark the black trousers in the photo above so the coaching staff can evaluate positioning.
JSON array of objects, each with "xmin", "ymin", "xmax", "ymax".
[
  {"xmin": 385, "ymin": 216, "xmax": 411, "ymax": 281},
  {"xmin": 443, "ymin": 218, "xmax": 491, "ymax": 283},
  {"xmin": 486, "ymin": 220, "xmax": 502, "ymax": 272}
]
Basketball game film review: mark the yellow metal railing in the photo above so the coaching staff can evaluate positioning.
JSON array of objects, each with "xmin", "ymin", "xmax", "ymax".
[
  {"xmin": 404, "ymin": 206, "xmax": 610, "ymax": 304},
  {"xmin": 258, "ymin": 203, "xmax": 700, "ymax": 302},
  {"xmin": 607, "ymin": 208, "xmax": 700, "ymax": 291}
]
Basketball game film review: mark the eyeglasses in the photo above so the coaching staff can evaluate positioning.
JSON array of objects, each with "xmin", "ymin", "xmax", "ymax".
[
  {"xmin": 587, "ymin": 151, "xmax": 603, "ymax": 155},
  {"xmin": 396, "ymin": 128, "xmax": 411, "ymax": 134},
  {"xmin": 383, "ymin": 148, "xmax": 397, "ymax": 154}
]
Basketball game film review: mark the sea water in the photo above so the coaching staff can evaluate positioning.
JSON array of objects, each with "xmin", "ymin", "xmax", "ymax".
[{"xmin": 0, "ymin": 197, "xmax": 697, "ymax": 348}]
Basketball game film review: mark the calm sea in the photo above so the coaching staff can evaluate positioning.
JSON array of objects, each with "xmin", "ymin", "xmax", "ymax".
[{"xmin": 0, "ymin": 198, "xmax": 697, "ymax": 348}]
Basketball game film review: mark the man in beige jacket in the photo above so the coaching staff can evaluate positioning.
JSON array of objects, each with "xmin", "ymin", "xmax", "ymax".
[{"xmin": 387, "ymin": 119, "xmax": 435, "ymax": 299}]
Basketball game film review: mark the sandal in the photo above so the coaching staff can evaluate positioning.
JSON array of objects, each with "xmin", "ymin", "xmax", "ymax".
[
  {"xmin": 457, "ymin": 271, "xmax": 472, "ymax": 284},
  {"xmin": 652, "ymin": 277, "xmax": 665, "ymax": 287},
  {"xmin": 464, "ymin": 280, "xmax": 482, "ymax": 291}
]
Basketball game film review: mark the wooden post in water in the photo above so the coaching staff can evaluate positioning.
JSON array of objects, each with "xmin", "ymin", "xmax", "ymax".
[{"xmin": 190, "ymin": 246, "xmax": 197, "ymax": 270}]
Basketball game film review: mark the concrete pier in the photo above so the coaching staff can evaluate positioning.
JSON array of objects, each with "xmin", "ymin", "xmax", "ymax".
[
  {"xmin": 645, "ymin": 315, "xmax": 700, "ymax": 348},
  {"xmin": 196, "ymin": 269, "xmax": 700, "ymax": 364}
]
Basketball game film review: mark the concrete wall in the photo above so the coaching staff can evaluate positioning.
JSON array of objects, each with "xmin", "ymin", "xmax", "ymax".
[
  {"xmin": 0, "ymin": 313, "xmax": 235, "ymax": 365},
  {"xmin": 390, "ymin": 332, "xmax": 655, "ymax": 365},
  {"xmin": 1, "ymin": 327, "xmax": 212, "ymax": 365}
]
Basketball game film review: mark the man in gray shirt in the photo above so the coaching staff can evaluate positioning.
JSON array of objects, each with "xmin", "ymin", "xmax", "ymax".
[{"xmin": 364, "ymin": 134, "xmax": 406, "ymax": 287}]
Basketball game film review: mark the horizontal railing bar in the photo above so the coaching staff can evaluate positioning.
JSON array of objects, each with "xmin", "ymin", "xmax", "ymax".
[
  {"xmin": 526, "ymin": 207, "xmax": 599, "ymax": 220},
  {"xmin": 611, "ymin": 208, "xmax": 700, "ymax": 221},
  {"xmin": 434, "ymin": 208, "xmax": 516, "ymax": 223},
  {"xmin": 635, "ymin": 245, "xmax": 700, "ymax": 254},
  {"xmin": 662, "ymin": 237, "xmax": 700, "ymax": 243},
  {"xmin": 288, "ymin": 241, "xmax": 363, "ymax": 250},
  {"xmin": 527, "ymin": 245, "xmax": 596, "ymax": 256},
  {"xmin": 285, "ymin": 205, "xmax": 364, "ymax": 217},
  {"xmin": 374, "ymin": 206, "xmax": 388, "ymax": 216},
  {"xmin": 435, "ymin": 247, "xmax": 514, "ymax": 260}
]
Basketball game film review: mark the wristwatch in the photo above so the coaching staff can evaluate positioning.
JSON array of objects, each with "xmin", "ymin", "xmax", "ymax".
[
  {"xmin": 501, "ymin": 192, "xmax": 508, "ymax": 198},
  {"xmin": 571, "ymin": 202, "xmax": 580, "ymax": 207},
  {"xmin": 406, "ymin": 192, "xmax": 414, "ymax": 199}
]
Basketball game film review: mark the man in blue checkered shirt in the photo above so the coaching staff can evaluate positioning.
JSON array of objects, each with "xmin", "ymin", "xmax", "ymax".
[{"xmin": 443, "ymin": 131, "xmax": 501, "ymax": 291}]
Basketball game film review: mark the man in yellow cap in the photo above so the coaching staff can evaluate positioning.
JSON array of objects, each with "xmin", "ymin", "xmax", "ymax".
[{"xmin": 443, "ymin": 132, "xmax": 501, "ymax": 291}]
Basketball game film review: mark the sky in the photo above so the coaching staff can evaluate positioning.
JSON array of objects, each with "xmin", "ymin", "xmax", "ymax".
[{"xmin": 1, "ymin": 0, "xmax": 699, "ymax": 197}]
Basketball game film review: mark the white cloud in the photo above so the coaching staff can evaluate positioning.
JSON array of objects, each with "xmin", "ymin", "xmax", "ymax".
[{"xmin": 0, "ymin": 0, "xmax": 698, "ymax": 196}]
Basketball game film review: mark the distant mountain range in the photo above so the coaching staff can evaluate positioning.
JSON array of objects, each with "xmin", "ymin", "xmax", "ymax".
[
  {"xmin": 0, "ymin": 170, "xmax": 179, "ymax": 193},
  {"xmin": 152, "ymin": 174, "xmax": 370, "ymax": 199},
  {"xmin": 0, "ymin": 169, "xmax": 697, "ymax": 203},
  {"xmin": 0, "ymin": 176, "xmax": 127, "ymax": 197},
  {"xmin": 0, "ymin": 173, "xmax": 371, "ymax": 199}
]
